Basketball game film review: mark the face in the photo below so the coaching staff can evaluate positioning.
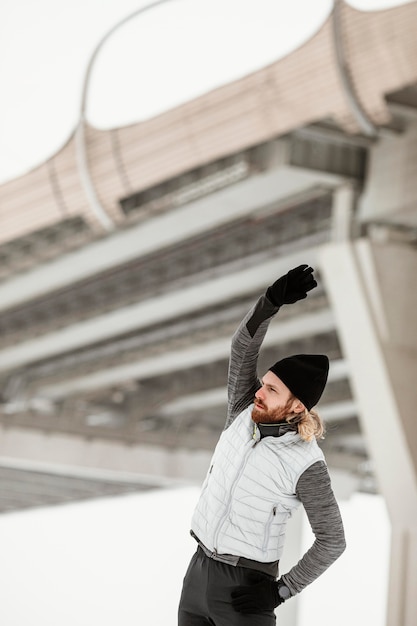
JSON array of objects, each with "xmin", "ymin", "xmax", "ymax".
[{"xmin": 252, "ymin": 370, "xmax": 304, "ymax": 424}]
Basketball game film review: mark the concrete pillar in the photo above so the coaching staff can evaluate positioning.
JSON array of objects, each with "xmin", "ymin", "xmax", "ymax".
[{"xmin": 320, "ymin": 239, "xmax": 417, "ymax": 626}]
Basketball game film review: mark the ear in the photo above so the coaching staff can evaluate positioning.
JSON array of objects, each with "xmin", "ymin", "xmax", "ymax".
[{"xmin": 291, "ymin": 398, "xmax": 306, "ymax": 414}]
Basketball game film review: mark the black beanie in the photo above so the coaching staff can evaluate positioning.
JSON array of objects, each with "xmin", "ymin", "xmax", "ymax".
[{"xmin": 269, "ymin": 354, "xmax": 329, "ymax": 410}]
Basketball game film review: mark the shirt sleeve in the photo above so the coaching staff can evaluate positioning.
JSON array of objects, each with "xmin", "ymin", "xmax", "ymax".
[
  {"xmin": 281, "ymin": 460, "xmax": 346, "ymax": 595},
  {"xmin": 225, "ymin": 294, "xmax": 279, "ymax": 429}
]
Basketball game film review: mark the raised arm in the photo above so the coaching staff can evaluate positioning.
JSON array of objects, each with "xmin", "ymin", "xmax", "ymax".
[
  {"xmin": 225, "ymin": 295, "xmax": 278, "ymax": 428},
  {"xmin": 225, "ymin": 265, "xmax": 317, "ymax": 428}
]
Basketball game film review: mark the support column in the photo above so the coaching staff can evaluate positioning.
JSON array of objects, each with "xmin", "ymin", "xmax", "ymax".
[{"xmin": 320, "ymin": 239, "xmax": 417, "ymax": 626}]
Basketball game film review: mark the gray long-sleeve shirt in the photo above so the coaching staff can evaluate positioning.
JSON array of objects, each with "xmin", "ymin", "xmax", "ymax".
[{"xmin": 225, "ymin": 294, "xmax": 346, "ymax": 595}]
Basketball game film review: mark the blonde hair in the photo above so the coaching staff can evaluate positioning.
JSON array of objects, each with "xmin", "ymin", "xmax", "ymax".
[{"xmin": 285, "ymin": 407, "xmax": 325, "ymax": 442}]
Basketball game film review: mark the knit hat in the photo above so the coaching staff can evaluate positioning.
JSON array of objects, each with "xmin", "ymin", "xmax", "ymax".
[{"xmin": 269, "ymin": 354, "xmax": 329, "ymax": 410}]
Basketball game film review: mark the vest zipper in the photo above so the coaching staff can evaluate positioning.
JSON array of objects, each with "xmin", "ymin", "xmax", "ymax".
[
  {"xmin": 212, "ymin": 440, "xmax": 257, "ymax": 552},
  {"xmin": 262, "ymin": 505, "xmax": 277, "ymax": 552}
]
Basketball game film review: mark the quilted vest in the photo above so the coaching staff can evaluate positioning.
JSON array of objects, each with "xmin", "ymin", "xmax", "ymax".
[{"xmin": 191, "ymin": 404, "xmax": 324, "ymax": 563}]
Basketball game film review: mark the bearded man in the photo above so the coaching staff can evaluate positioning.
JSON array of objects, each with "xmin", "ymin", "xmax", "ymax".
[{"xmin": 178, "ymin": 264, "xmax": 346, "ymax": 625}]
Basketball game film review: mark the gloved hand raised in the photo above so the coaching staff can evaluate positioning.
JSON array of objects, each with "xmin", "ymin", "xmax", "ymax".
[
  {"xmin": 266, "ymin": 264, "xmax": 317, "ymax": 307},
  {"xmin": 231, "ymin": 577, "xmax": 285, "ymax": 614}
]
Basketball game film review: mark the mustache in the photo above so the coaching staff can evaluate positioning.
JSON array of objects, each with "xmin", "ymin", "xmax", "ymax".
[{"xmin": 254, "ymin": 398, "xmax": 265, "ymax": 408}]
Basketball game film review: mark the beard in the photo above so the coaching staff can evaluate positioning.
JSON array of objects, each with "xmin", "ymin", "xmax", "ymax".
[{"xmin": 251, "ymin": 398, "xmax": 294, "ymax": 424}]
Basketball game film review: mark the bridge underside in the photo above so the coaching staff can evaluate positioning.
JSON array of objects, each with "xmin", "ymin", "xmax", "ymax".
[
  {"xmin": 0, "ymin": 128, "xmax": 373, "ymax": 509},
  {"xmin": 1, "ymin": 91, "xmax": 416, "ymax": 515}
]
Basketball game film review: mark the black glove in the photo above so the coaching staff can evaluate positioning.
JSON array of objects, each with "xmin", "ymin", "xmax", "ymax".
[
  {"xmin": 266, "ymin": 264, "xmax": 317, "ymax": 307},
  {"xmin": 231, "ymin": 577, "xmax": 283, "ymax": 614}
]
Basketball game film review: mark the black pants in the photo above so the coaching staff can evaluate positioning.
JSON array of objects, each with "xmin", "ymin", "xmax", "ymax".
[{"xmin": 178, "ymin": 547, "xmax": 276, "ymax": 626}]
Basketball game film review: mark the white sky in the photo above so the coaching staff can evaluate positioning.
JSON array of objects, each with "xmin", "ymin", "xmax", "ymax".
[
  {"xmin": 0, "ymin": 1, "xmax": 406, "ymax": 624},
  {"xmin": 0, "ymin": 487, "xmax": 390, "ymax": 626},
  {"xmin": 0, "ymin": 0, "xmax": 413, "ymax": 184}
]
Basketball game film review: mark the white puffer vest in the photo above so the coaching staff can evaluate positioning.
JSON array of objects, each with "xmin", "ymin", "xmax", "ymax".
[{"xmin": 191, "ymin": 404, "xmax": 324, "ymax": 563}]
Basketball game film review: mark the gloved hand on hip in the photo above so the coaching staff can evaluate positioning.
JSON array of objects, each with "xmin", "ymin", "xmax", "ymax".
[{"xmin": 266, "ymin": 264, "xmax": 317, "ymax": 307}]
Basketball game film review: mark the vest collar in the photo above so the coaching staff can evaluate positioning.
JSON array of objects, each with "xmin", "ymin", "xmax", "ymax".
[{"xmin": 257, "ymin": 421, "xmax": 298, "ymax": 439}]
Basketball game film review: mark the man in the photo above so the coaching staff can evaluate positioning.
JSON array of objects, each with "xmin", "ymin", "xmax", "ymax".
[{"xmin": 178, "ymin": 264, "xmax": 346, "ymax": 625}]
